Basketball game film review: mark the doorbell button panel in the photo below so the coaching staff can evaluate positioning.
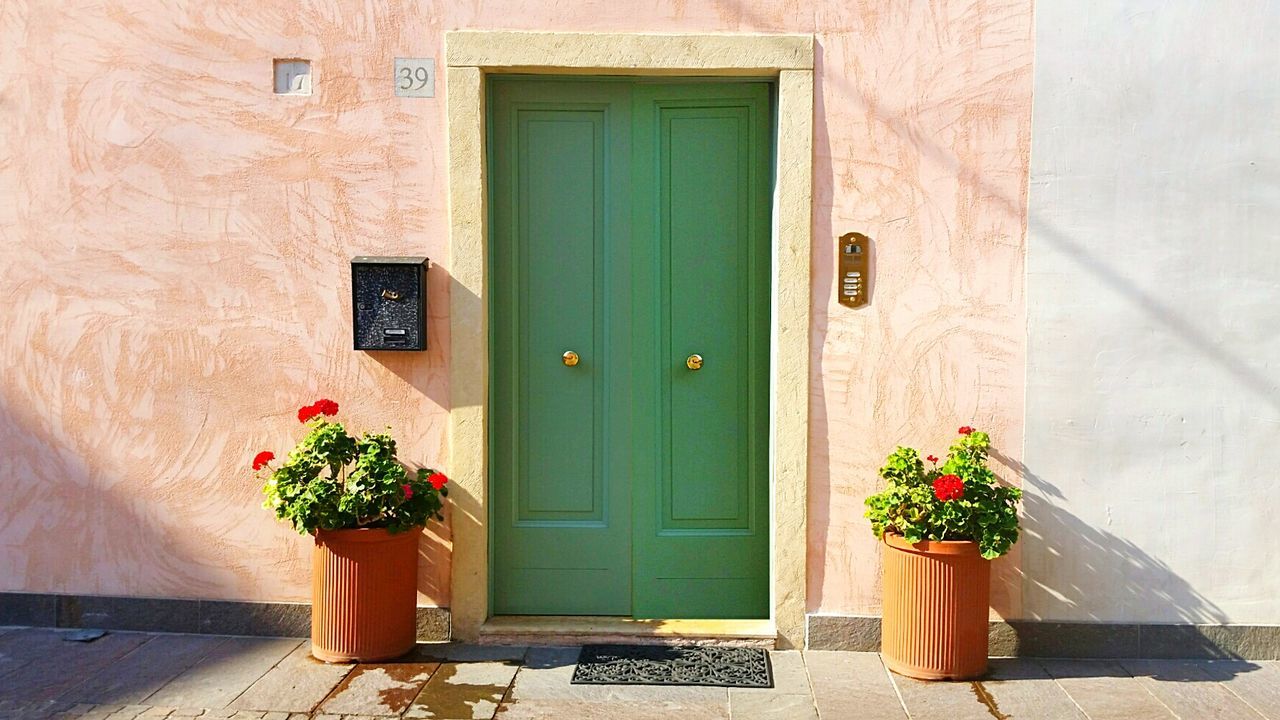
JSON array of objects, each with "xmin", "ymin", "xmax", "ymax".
[{"xmin": 838, "ymin": 232, "xmax": 870, "ymax": 308}]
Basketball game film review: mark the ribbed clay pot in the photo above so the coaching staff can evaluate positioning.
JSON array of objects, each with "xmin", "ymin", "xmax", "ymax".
[
  {"xmin": 311, "ymin": 527, "xmax": 419, "ymax": 663},
  {"xmin": 880, "ymin": 533, "xmax": 990, "ymax": 680}
]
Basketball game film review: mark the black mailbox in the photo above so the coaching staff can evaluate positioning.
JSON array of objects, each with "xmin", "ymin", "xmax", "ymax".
[{"xmin": 351, "ymin": 256, "xmax": 428, "ymax": 351}]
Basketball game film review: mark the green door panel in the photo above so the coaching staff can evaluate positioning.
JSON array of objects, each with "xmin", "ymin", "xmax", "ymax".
[
  {"xmin": 631, "ymin": 83, "xmax": 772, "ymax": 618},
  {"xmin": 489, "ymin": 78, "xmax": 771, "ymax": 619},
  {"xmin": 490, "ymin": 79, "xmax": 633, "ymax": 615}
]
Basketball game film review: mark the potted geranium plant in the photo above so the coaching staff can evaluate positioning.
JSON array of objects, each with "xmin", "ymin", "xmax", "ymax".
[
  {"xmin": 253, "ymin": 398, "xmax": 448, "ymax": 663},
  {"xmin": 864, "ymin": 426, "xmax": 1021, "ymax": 680}
]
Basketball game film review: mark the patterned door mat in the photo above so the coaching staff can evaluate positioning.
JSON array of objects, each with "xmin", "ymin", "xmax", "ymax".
[{"xmin": 571, "ymin": 644, "xmax": 773, "ymax": 688}]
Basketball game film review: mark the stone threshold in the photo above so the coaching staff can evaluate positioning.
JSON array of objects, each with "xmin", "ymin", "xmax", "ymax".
[
  {"xmin": 807, "ymin": 613, "xmax": 1280, "ymax": 660},
  {"xmin": 0, "ymin": 591, "xmax": 450, "ymax": 641},
  {"xmin": 480, "ymin": 615, "xmax": 777, "ymax": 648}
]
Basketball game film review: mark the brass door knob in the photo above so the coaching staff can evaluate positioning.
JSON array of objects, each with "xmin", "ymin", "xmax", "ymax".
[
  {"xmin": 686, "ymin": 354, "xmax": 703, "ymax": 370},
  {"xmin": 562, "ymin": 350, "xmax": 580, "ymax": 367}
]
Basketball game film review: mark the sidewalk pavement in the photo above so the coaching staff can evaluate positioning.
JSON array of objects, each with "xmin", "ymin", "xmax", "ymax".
[{"xmin": 0, "ymin": 626, "xmax": 1277, "ymax": 719}]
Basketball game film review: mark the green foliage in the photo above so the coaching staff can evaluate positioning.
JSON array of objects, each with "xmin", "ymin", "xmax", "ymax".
[
  {"xmin": 260, "ymin": 418, "xmax": 447, "ymax": 535},
  {"xmin": 864, "ymin": 429, "xmax": 1021, "ymax": 559}
]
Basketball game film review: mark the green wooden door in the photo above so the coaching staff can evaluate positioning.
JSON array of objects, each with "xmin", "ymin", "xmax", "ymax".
[
  {"xmin": 630, "ymin": 83, "xmax": 772, "ymax": 618},
  {"xmin": 490, "ymin": 78, "xmax": 771, "ymax": 618}
]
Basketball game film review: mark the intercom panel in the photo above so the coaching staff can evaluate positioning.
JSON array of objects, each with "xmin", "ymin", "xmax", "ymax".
[{"xmin": 838, "ymin": 232, "xmax": 869, "ymax": 308}]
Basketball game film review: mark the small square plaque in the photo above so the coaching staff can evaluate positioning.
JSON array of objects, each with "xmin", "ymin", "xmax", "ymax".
[
  {"xmin": 273, "ymin": 59, "xmax": 312, "ymax": 96},
  {"xmin": 394, "ymin": 58, "xmax": 435, "ymax": 98}
]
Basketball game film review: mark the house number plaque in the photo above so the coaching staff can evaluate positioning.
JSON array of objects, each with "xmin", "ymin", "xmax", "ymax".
[{"xmin": 394, "ymin": 58, "xmax": 435, "ymax": 98}]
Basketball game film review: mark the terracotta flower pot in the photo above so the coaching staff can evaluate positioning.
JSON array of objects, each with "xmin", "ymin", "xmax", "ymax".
[
  {"xmin": 880, "ymin": 533, "xmax": 990, "ymax": 680},
  {"xmin": 311, "ymin": 526, "xmax": 420, "ymax": 663}
]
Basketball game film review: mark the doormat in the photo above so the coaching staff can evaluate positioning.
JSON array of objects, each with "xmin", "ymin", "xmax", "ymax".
[{"xmin": 571, "ymin": 644, "xmax": 773, "ymax": 688}]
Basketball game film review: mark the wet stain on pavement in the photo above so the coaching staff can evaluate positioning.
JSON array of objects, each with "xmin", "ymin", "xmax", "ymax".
[
  {"xmin": 318, "ymin": 661, "xmax": 439, "ymax": 716},
  {"xmin": 971, "ymin": 681, "xmax": 1010, "ymax": 720},
  {"xmin": 407, "ymin": 662, "xmax": 520, "ymax": 719}
]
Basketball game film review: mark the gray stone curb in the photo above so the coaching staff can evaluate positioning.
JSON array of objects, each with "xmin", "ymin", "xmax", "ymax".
[
  {"xmin": 0, "ymin": 592, "xmax": 450, "ymax": 642},
  {"xmin": 807, "ymin": 613, "xmax": 1280, "ymax": 660}
]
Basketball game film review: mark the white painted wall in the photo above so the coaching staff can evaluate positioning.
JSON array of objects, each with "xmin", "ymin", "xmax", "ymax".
[{"xmin": 1024, "ymin": 0, "xmax": 1280, "ymax": 623}]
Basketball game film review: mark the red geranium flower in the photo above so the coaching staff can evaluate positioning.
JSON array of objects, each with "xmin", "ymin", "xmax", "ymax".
[
  {"xmin": 933, "ymin": 474, "xmax": 964, "ymax": 502},
  {"xmin": 428, "ymin": 472, "xmax": 448, "ymax": 491},
  {"xmin": 958, "ymin": 426, "xmax": 974, "ymax": 435},
  {"xmin": 298, "ymin": 399, "xmax": 339, "ymax": 423},
  {"xmin": 252, "ymin": 451, "xmax": 275, "ymax": 470},
  {"xmin": 926, "ymin": 455, "xmax": 938, "ymax": 464},
  {"xmin": 401, "ymin": 483, "xmax": 414, "ymax": 500}
]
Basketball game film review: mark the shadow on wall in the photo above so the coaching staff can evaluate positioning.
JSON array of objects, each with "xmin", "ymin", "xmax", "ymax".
[
  {"xmin": 366, "ymin": 260, "xmax": 456, "ymax": 603},
  {"xmin": 806, "ymin": 32, "xmax": 846, "ymax": 619},
  {"xmin": 998, "ymin": 451, "xmax": 1254, "ymax": 663},
  {"xmin": 0, "ymin": 396, "xmax": 257, "ymax": 605},
  {"xmin": 0, "ymin": 256, "xmax": 456, "ymax": 609},
  {"xmin": 364, "ymin": 261, "xmax": 453, "ymax": 412},
  {"xmin": 1016, "ymin": 461, "xmax": 1230, "ymax": 626}
]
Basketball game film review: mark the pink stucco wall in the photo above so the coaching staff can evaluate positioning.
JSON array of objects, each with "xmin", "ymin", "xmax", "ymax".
[{"xmin": 0, "ymin": 2, "xmax": 1031, "ymax": 616}]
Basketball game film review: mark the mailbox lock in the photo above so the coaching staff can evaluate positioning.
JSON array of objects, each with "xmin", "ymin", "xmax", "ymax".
[
  {"xmin": 381, "ymin": 288, "xmax": 403, "ymax": 301},
  {"xmin": 562, "ymin": 350, "xmax": 580, "ymax": 367}
]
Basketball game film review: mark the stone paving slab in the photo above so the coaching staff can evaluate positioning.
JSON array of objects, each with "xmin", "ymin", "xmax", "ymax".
[
  {"xmin": 889, "ymin": 672, "xmax": 1010, "ymax": 720},
  {"xmin": 1121, "ymin": 659, "xmax": 1267, "ymax": 720},
  {"xmin": 0, "ymin": 631, "xmax": 152, "ymax": 702},
  {"xmin": 404, "ymin": 660, "xmax": 520, "ymax": 719},
  {"xmin": 229, "ymin": 642, "xmax": 354, "ymax": 714},
  {"xmin": 44, "ymin": 701, "xmax": 98, "ymax": 718},
  {"xmin": 982, "ymin": 658, "xmax": 1088, "ymax": 719},
  {"xmin": 803, "ymin": 651, "xmax": 905, "ymax": 720},
  {"xmin": 143, "ymin": 638, "xmax": 302, "ymax": 709},
  {"xmin": 728, "ymin": 691, "xmax": 818, "ymax": 720},
  {"xmin": 317, "ymin": 663, "xmax": 439, "ymax": 717},
  {"xmin": 493, "ymin": 699, "xmax": 732, "ymax": 719},
  {"xmin": 70, "ymin": 711, "xmax": 310, "ymax": 720},
  {"xmin": 48, "ymin": 703, "xmax": 99, "ymax": 719},
  {"xmin": 727, "ymin": 652, "xmax": 816, "ymax": 720},
  {"xmin": 1200, "ymin": 660, "xmax": 1280, "ymax": 718},
  {"xmin": 63, "ymin": 634, "xmax": 229, "ymax": 706},
  {"xmin": 1040, "ymin": 659, "xmax": 1176, "ymax": 720},
  {"xmin": 0, "ymin": 628, "xmax": 72, "ymax": 682},
  {"xmin": 56, "ymin": 703, "xmax": 118, "ymax": 720},
  {"xmin": 0, "ymin": 698, "xmax": 79, "ymax": 719}
]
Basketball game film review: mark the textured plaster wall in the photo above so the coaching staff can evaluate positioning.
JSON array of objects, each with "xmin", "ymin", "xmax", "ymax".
[
  {"xmin": 0, "ymin": 1, "xmax": 453, "ymax": 605},
  {"xmin": 1024, "ymin": 1, "xmax": 1280, "ymax": 623},
  {"xmin": 0, "ymin": 1, "xmax": 1033, "ymax": 615},
  {"xmin": 805, "ymin": 5, "xmax": 1032, "ymax": 617}
]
